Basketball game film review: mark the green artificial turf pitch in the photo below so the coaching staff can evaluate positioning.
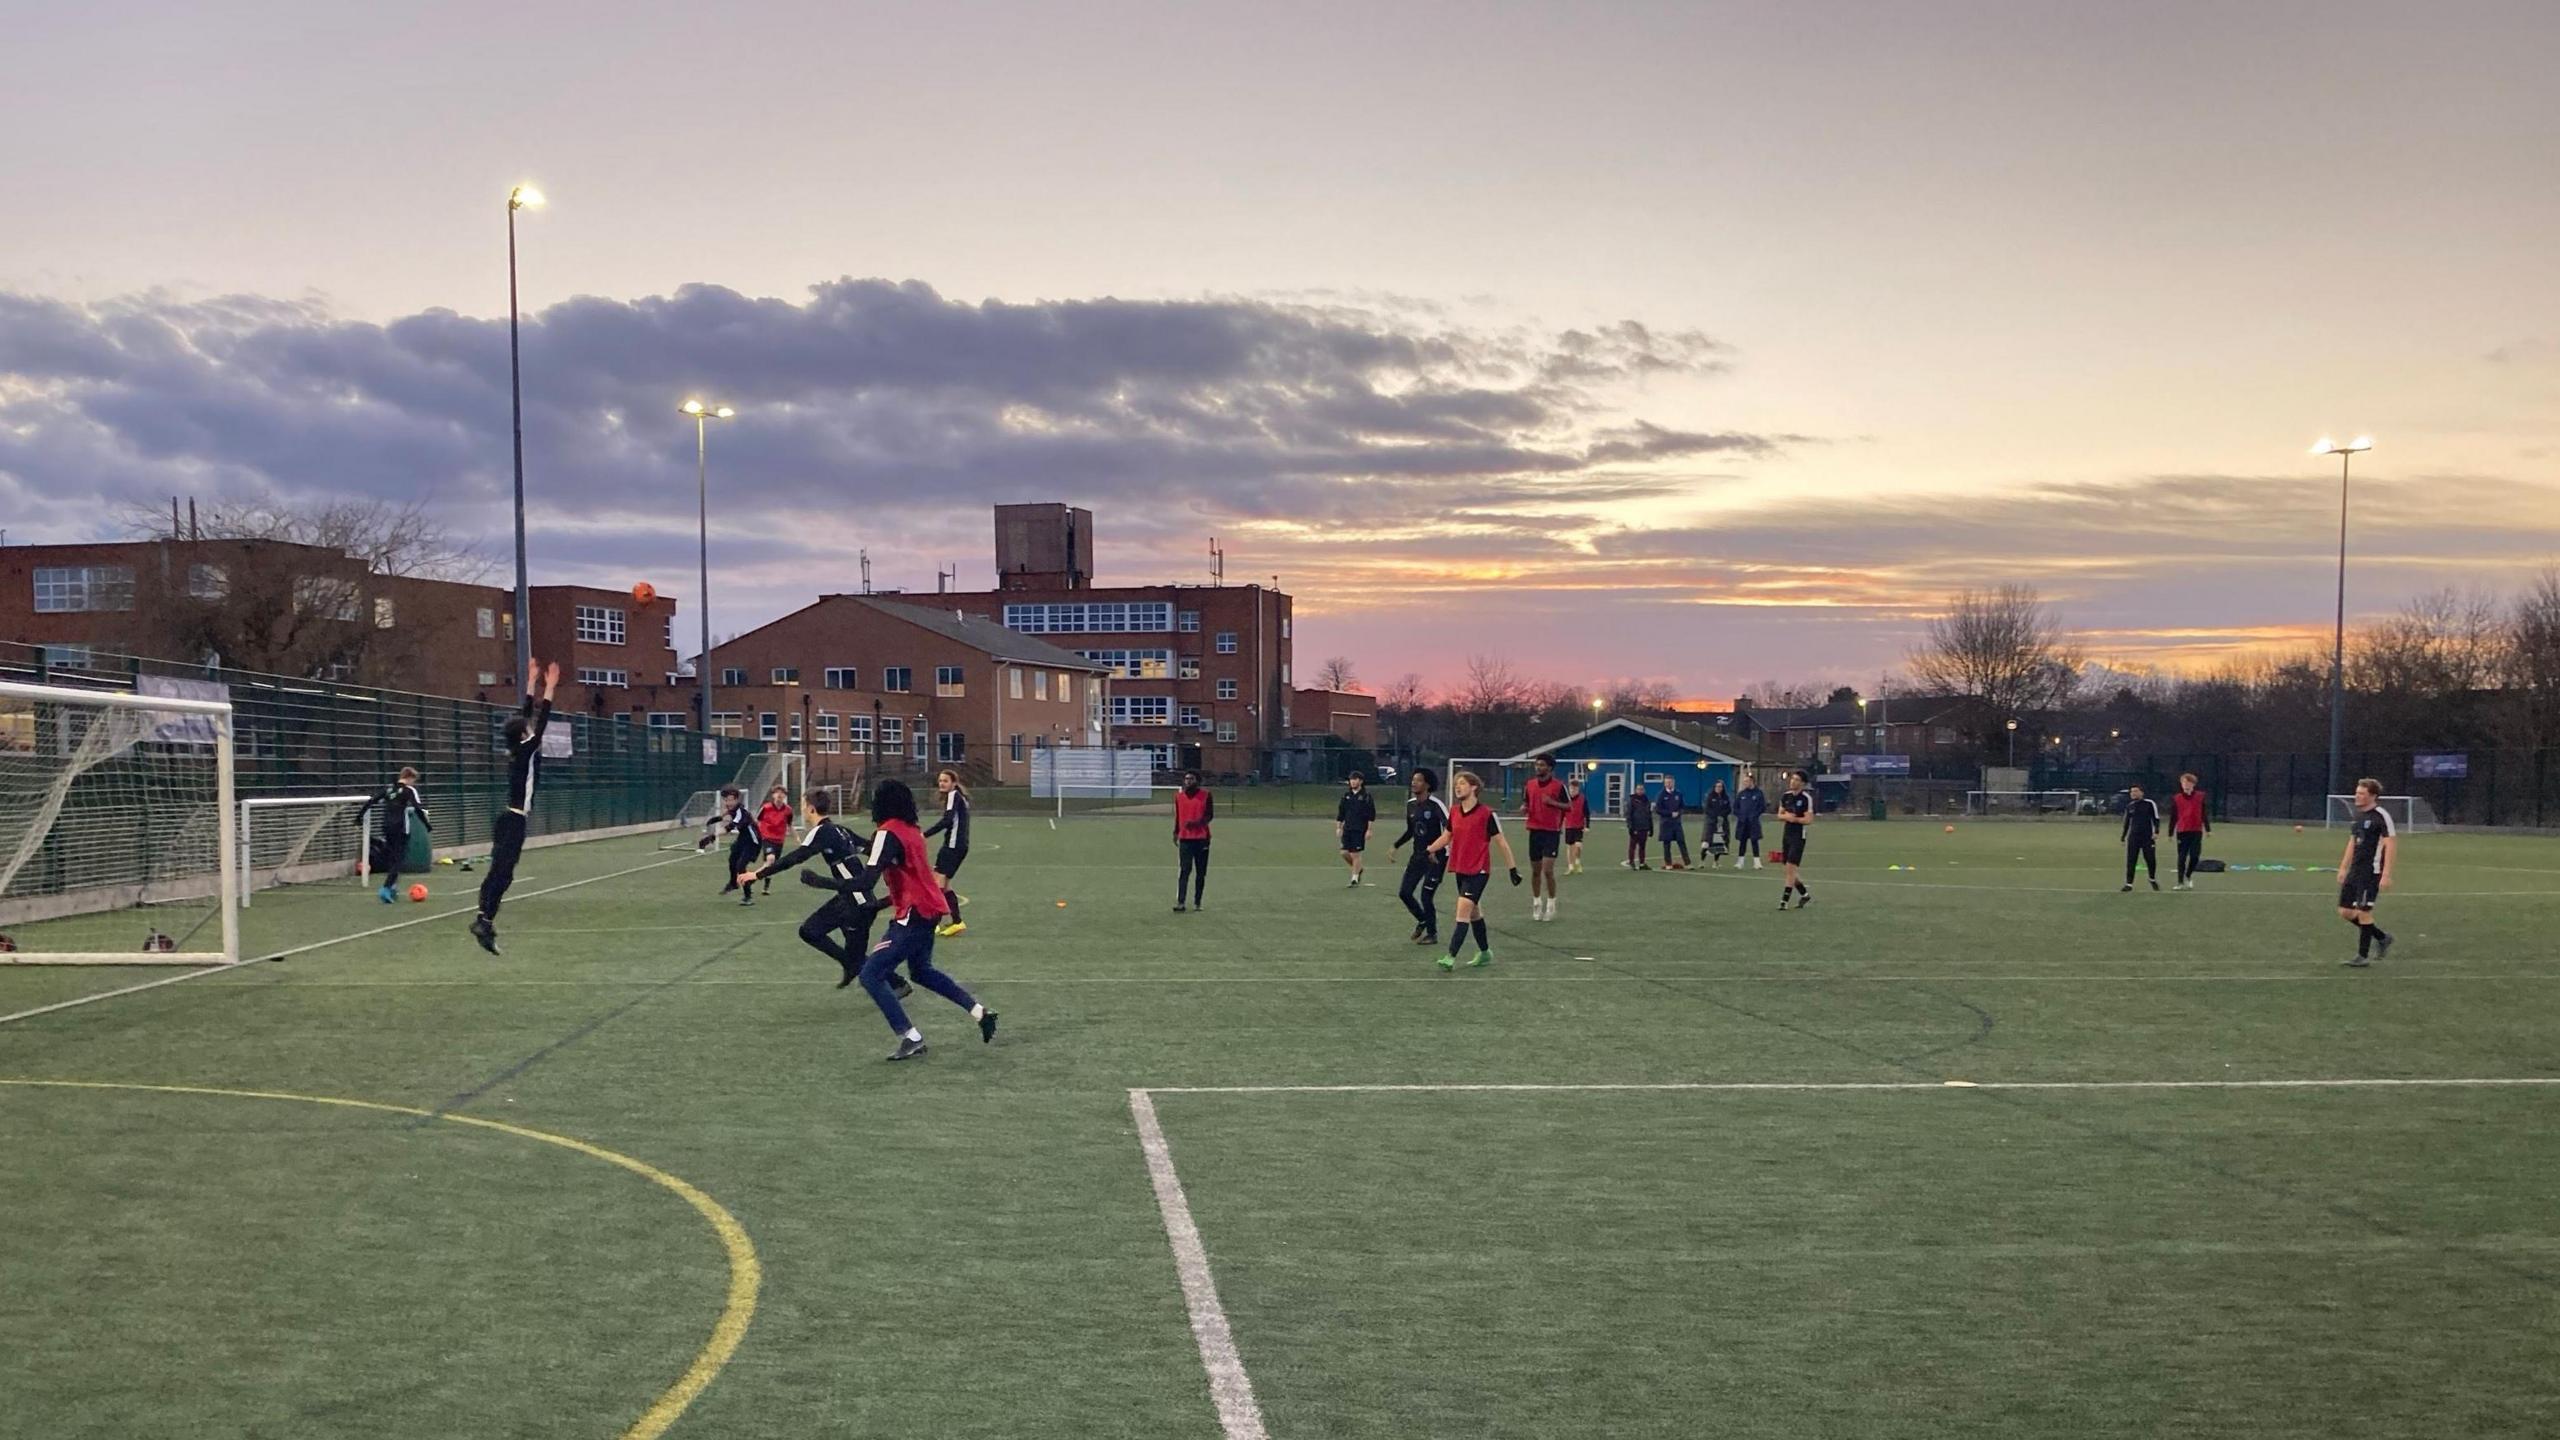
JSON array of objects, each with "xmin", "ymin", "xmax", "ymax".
[{"xmin": 4, "ymin": 815, "xmax": 2558, "ymax": 1438}]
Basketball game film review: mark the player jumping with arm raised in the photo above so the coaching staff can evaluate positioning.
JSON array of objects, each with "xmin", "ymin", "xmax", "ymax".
[{"xmin": 468, "ymin": 660, "xmax": 555, "ymax": 956}]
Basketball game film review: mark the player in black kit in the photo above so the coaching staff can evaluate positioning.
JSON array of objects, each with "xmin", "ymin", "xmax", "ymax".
[
  {"xmin": 1390, "ymin": 768, "xmax": 1451, "ymax": 944},
  {"xmin": 698, "ymin": 786, "xmax": 760, "ymax": 906},
  {"xmin": 1336, "ymin": 772, "xmax": 1378, "ymax": 888},
  {"xmin": 2119, "ymin": 782, "xmax": 2162, "ymax": 892},
  {"xmin": 1776, "ymin": 770, "xmax": 1813, "ymax": 909},
  {"xmin": 469, "ymin": 660, "xmax": 556, "ymax": 955},
  {"xmin": 741, "ymin": 788, "xmax": 909, "ymax": 995},
  {"xmin": 2337, "ymin": 778, "xmax": 2399, "ymax": 968}
]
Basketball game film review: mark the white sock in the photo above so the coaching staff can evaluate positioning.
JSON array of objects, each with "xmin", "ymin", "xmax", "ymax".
[
  {"xmin": 969, "ymin": 1003, "xmax": 985, "ymax": 1020},
  {"xmin": 903, "ymin": 1028, "xmax": 923, "ymax": 1042}
]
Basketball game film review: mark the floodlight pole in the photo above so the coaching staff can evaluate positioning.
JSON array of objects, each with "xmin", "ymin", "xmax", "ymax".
[{"xmin": 2327, "ymin": 447, "xmax": 2353, "ymax": 802}]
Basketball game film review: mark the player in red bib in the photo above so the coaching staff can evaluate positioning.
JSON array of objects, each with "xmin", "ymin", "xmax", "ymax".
[
  {"xmin": 752, "ymin": 784, "xmax": 793, "ymax": 897},
  {"xmin": 1426, "ymin": 770, "xmax": 1522, "ymax": 969},
  {"xmin": 1172, "ymin": 770, "xmax": 1214, "ymax": 912},
  {"xmin": 2170, "ymin": 772, "xmax": 2212, "ymax": 890},
  {"xmin": 854, "ymin": 778, "xmax": 997, "ymax": 1061},
  {"xmin": 1563, "ymin": 777, "xmax": 1590, "ymax": 875},
  {"xmin": 1521, "ymin": 754, "xmax": 1567, "ymax": 921}
]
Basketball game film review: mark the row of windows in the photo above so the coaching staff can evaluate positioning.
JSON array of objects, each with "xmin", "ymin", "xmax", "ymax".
[
  {"xmin": 575, "ymin": 605, "xmax": 626, "ymax": 645},
  {"xmin": 32, "ymin": 566, "xmax": 136, "ymax": 613},
  {"xmin": 1073, "ymin": 648, "xmax": 1173, "ymax": 679},
  {"xmin": 1109, "ymin": 695, "xmax": 1173, "ymax": 726},
  {"xmin": 576, "ymin": 667, "xmax": 629, "ymax": 688},
  {"xmin": 700, "ymin": 710, "xmax": 971, "ymax": 760},
  {"xmin": 1003, "ymin": 601, "xmax": 1174, "ymax": 635}
]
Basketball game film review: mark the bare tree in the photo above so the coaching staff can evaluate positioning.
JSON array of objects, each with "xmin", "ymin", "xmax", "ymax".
[
  {"xmin": 1314, "ymin": 656, "xmax": 1361, "ymax": 692},
  {"xmin": 1451, "ymin": 654, "xmax": 1531, "ymax": 717},
  {"xmin": 2502, "ymin": 569, "xmax": 2560, "ymax": 750},
  {"xmin": 2351, "ymin": 587, "xmax": 2505, "ymax": 748},
  {"xmin": 1379, "ymin": 672, "xmax": 1430, "ymax": 713},
  {"xmin": 1906, "ymin": 584, "xmax": 2084, "ymax": 746},
  {"xmin": 107, "ymin": 496, "xmax": 489, "ymax": 680},
  {"xmin": 1742, "ymin": 679, "xmax": 1826, "ymax": 711}
]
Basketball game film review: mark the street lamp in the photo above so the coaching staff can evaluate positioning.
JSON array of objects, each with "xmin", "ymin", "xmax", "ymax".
[
  {"xmin": 681, "ymin": 399, "xmax": 735, "ymax": 749},
  {"xmin": 1590, "ymin": 696, "xmax": 1604, "ymax": 723},
  {"xmin": 2005, "ymin": 717, "xmax": 2018, "ymax": 769},
  {"xmin": 505, "ymin": 183, "xmax": 545, "ymax": 685},
  {"xmin": 2312, "ymin": 436, "xmax": 2373, "ymax": 801}
]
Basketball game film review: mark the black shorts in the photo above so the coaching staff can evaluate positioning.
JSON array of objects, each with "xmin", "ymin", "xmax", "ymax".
[
  {"xmin": 1563, "ymin": 827, "xmax": 1584, "ymax": 845},
  {"xmin": 1340, "ymin": 828, "xmax": 1368, "ymax": 854},
  {"xmin": 1528, "ymin": 830, "xmax": 1560, "ymax": 862},
  {"xmin": 2339, "ymin": 878, "xmax": 2379, "ymax": 911},
  {"xmin": 1454, "ymin": 871, "xmax": 1491, "ymax": 902},
  {"xmin": 935, "ymin": 846, "xmax": 968, "ymax": 880},
  {"xmin": 1782, "ymin": 829, "xmax": 1808, "ymax": 865}
]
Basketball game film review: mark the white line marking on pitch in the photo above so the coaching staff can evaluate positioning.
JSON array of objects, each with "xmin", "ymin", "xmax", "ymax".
[
  {"xmin": 1139, "ymin": 1077, "xmax": 2560, "ymax": 1096},
  {"xmin": 0, "ymin": 854, "xmax": 697, "ymax": 1029},
  {"xmin": 1128, "ymin": 1088, "xmax": 1268, "ymax": 1440}
]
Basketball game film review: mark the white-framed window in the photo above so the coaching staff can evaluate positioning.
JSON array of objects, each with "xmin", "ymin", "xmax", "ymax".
[
  {"xmin": 1009, "ymin": 667, "xmax": 1023, "ymax": 700},
  {"xmin": 501, "ymin": 611, "xmax": 514, "ymax": 640},
  {"xmin": 936, "ymin": 665, "xmax": 965, "ymax": 697},
  {"xmin": 937, "ymin": 731, "xmax": 966, "ymax": 763},
  {"xmin": 883, "ymin": 666, "xmax": 912, "ymax": 693},
  {"xmin": 1217, "ymin": 678, "xmax": 1239, "ymax": 700},
  {"xmin": 824, "ymin": 666, "xmax": 857, "ymax": 690},
  {"xmin": 374, "ymin": 596, "xmax": 396, "ymax": 629},
  {"xmin": 187, "ymin": 564, "xmax": 228, "ymax": 600},
  {"xmin": 295, "ymin": 576, "xmax": 360, "ymax": 621},
  {"xmin": 880, "ymin": 717, "xmax": 904, "ymax": 748},
  {"xmin": 721, "ymin": 667, "xmax": 746, "ymax": 687},
  {"xmin": 815, "ymin": 712, "xmax": 840, "ymax": 752},
  {"xmin": 1178, "ymin": 610, "xmax": 1200, "ymax": 633},
  {"xmin": 1215, "ymin": 631, "xmax": 1237, "ymax": 654},
  {"xmin": 711, "ymin": 712, "xmax": 744, "ymax": 737},
  {"xmin": 759, "ymin": 712, "xmax": 778, "ymax": 741},
  {"xmin": 911, "ymin": 729, "xmax": 928, "ymax": 761},
  {"xmin": 1056, "ymin": 672, "xmax": 1074, "ymax": 701},
  {"xmin": 1002, "ymin": 601, "xmax": 1173, "ymax": 634},
  {"xmin": 477, "ymin": 671, "xmax": 499, "ymax": 686},
  {"xmin": 789, "ymin": 713, "xmax": 804, "ymax": 743},
  {"xmin": 1178, "ymin": 705, "xmax": 1206, "ymax": 731},
  {"xmin": 577, "ymin": 667, "xmax": 629, "ymax": 688},
  {"xmin": 1009, "ymin": 734, "xmax": 1026, "ymax": 762},
  {"xmin": 33, "ymin": 565, "xmax": 135, "ymax": 613},
  {"xmin": 647, "ymin": 712, "xmax": 686, "ymax": 731},
  {"xmin": 772, "ymin": 666, "xmax": 800, "ymax": 685},
  {"xmin": 665, "ymin": 616, "xmax": 676, "ymax": 650},
  {"xmin": 316, "ymin": 658, "xmax": 356, "ymax": 681},
  {"xmin": 1073, "ymin": 648, "xmax": 1174, "ymax": 679},
  {"xmin": 1179, "ymin": 656, "xmax": 1201, "ymax": 679},
  {"xmin": 40, "ymin": 643, "xmax": 97, "ymax": 671},
  {"xmin": 1217, "ymin": 720, "xmax": 1238, "ymax": 743},
  {"xmin": 1279, "ymin": 662, "xmax": 1290, "ymax": 685},
  {"xmin": 476, "ymin": 606, "xmax": 497, "ymax": 638},
  {"xmin": 1110, "ymin": 695, "xmax": 1173, "ymax": 726},
  {"xmin": 1281, "ymin": 616, "xmax": 1291, "ymax": 640},
  {"xmin": 576, "ymin": 605, "xmax": 626, "ymax": 645},
  {"xmin": 847, "ymin": 713, "xmax": 874, "ymax": 747},
  {"xmin": 1034, "ymin": 671, "xmax": 1049, "ymax": 701}
]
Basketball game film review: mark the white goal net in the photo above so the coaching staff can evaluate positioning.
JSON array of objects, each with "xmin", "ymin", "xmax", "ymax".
[
  {"xmin": 0, "ymin": 680, "xmax": 239, "ymax": 965},
  {"xmin": 660, "ymin": 751, "xmax": 804, "ymax": 849},
  {"xmin": 237, "ymin": 794, "xmax": 374, "ymax": 906},
  {"xmin": 1963, "ymin": 789, "xmax": 2087, "ymax": 818},
  {"xmin": 2325, "ymin": 794, "xmax": 2439, "ymax": 832}
]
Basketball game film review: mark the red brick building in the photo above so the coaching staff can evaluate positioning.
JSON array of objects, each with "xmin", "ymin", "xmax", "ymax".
[
  {"xmin": 1290, "ymin": 688, "xmax": 1379, "ymax": 749},
  {"xmin": 0, "ymin": 537, "xmax": 685, "ymax": 722},
  {"xmin": 695, "ymin": 596, "xmax": 1110, "ymax": 786}
]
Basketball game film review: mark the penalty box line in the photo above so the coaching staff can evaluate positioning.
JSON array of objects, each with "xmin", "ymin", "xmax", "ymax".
[{"xmin": 1126, "ymin": 1075, "xmax": 2560, "ymax": 1440}]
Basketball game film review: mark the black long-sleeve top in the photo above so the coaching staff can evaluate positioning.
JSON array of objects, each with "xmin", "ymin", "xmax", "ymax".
[
  {"xmin": 503, "ymin": 697, "xmax": 554, "ymax": 815},
  {"xmin": 2121, "ymin": 797, "xmax": 2162, "ymax": 844},
  {"xmin": 762, "ymin": 818, "xmax": 874, "ymax": 893},
  {"xmin": 1338, "ymin": 788, "xmax": 1377, "ymax": 832},
  {"xmin": 358, "ymin": 782, "xmax": 428, "ymax": 836},
  {"xmin": 923, "ymin": 790, "xmax": 972, "ymax": 852},
  {"xmin": 1392, "ymin": 796, "xmax": 1450, "ymax": 853}
]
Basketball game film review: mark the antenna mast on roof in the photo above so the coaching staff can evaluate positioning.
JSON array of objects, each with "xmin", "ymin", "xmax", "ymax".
[
  {"xmin": 937, "ymin": 564, "xmax": 955, "ymax": 594},
  {"xmin": 1209, "ymin": 538, "xmax": 1225, "ymax": 587},
  {"xmin": 860, "ymin": 549, "xmax": 873, "ymax": 594}
]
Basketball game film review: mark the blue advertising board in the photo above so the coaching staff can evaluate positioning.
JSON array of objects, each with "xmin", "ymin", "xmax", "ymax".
[
  {"xmin": 1837, "ymin": 754, "xmax": 1912, "ymax": 776},
  {"xmin": 2413, "ymin": 752, "xmax": 2469, "ymax": 779}
]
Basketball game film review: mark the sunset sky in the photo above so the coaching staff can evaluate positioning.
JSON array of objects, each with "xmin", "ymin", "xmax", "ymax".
[{"xmin": 4, "ymin": 0, "xmax": 2555, "ymax": 699}]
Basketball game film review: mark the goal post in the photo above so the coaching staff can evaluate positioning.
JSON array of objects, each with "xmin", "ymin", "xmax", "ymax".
[
  {"xmin": 2324, "ymin": 794, "xmax": 2438, "ymax": 832},
  {"xmin": 237, "ymin": 794, "xmax": 374, "ymax": 907},
  {"xmin": 658, "ymin": 751, "xmax": 804, "ymax": 849},
  {"xmin": 1031, "ymin": 747, "xmax": 1153, "ymax": 818},
  {"xmin": 0, "ymin": 679, "xmax": 239, "ymax": 966}
]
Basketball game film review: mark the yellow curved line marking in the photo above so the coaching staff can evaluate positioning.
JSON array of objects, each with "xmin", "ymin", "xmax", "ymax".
[{"xmin": 0, "ymin": 1079, "xmax": 759, "ymax": 1440}]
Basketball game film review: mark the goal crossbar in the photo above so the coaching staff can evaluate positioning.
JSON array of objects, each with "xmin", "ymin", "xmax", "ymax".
[
  {"xmin": 238, "ymin": 794, "xmax": 374, "ymax": 908},
  {"xmin": 0, "ymin": 680, "xmax": 239, "ymax": 966}
]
